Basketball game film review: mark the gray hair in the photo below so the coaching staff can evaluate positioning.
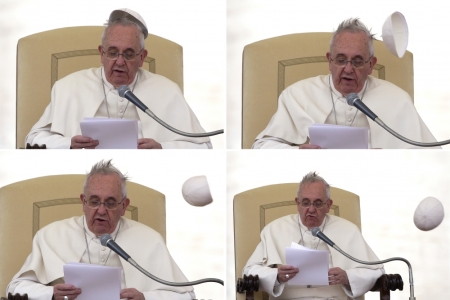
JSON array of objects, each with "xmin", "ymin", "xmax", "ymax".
[
  {"xmin": 330, "ymin": 18, "xmax": 375, "ymax": 57},
  {"xmin": 297, "ymin": 172, "xmax": 330, "ymax": 199},
  {"xmin": 102, "ymin": 17, "xmax": 145, "ymax": 49},
  {"xmin": 83, "ymin": 159, "xmax": 129, "ymax": 198}
]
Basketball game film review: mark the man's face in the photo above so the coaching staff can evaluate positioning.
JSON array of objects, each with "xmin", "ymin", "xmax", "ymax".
[
  {"xmin": 98, "ymin": 25, "xmax": 148, "ymax": 88},
  {"xmin": 80, "ymin": 173, "xmax": 130, "ymax": 236},
  {"xmin": 326, "ymin": 31, "xmax": 377, "ymax": 96},
  {"xmin": 295, "ymin": 181, "xmax": 332, "ymax": 229}
]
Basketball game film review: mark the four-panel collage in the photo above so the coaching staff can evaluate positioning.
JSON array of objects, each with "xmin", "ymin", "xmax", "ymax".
[{"xmin": 1, "ymin": 1, "xmax": 449, "ymax": 300}]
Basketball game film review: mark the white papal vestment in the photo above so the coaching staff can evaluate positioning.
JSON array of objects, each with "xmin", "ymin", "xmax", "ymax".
[
  {"xmin": 253, "ymin": 75, "xmax": 438, "ymax": 149},
  {"xmin": 26, "ymin": 67, "xmax": 211, "ymax": 149},
  {"xmin": 243, "ymin": 214, "xmax": 384, "ymax": 300},
  {"xmin": 7, "ymin": 216, "xmax": 194, "ymax": 300}
]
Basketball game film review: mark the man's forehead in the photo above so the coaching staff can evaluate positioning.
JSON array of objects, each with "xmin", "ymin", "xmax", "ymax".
[
  {"xmin": 332, "ymin": 31, "xmax": 371, "ymax": 56},
  {"xmin": 86, "ymin": 173, "xmax": 121, "ymax": 187},
  {"xmin": 103, "ymin": 25, "xmax": 141, "ymax": 47},
  {"xmin": 299, "ymin": 182, "xmax": 327, "ymax": 197}
]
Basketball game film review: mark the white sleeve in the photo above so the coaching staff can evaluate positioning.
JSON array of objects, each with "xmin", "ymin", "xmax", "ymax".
[
  {"xmin": 343, "ymin": 267, "xmax": 385, "ymax": 298},
  {"xmin": 243, "ymin": 263, "xmax": 285, "ymax": 297},
  {"xmin": 160, "ymin": 141, "xmax": 212, "ymax": 149},
  {"xmin": 7, "ymin": 271, "xmax": 54, "ymax": 300},
  {"xmin": 142, "ymin": 289, "xmax": 195, "ymax": 300},
  {"xmin": 25, "ymin": 124, "xmax": 71, "ymax": 149},
  {"xmin": 252, "ymin": 137, "xmax": 299, "ymax": 149}
]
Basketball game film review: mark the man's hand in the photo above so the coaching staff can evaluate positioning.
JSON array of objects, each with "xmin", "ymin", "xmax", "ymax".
[
  {"xmin": 299, "ymin": 144, "xmax": 321, "ymax": 149},
  {"xmin": 138, "ymin": 138, "xmax": 162, "ymax": 149},
  {"xmin": 328, "ymin": 267, "xmax": 349, "ymax": 285},
  {"xmin": 71, "ymin": 135, "xmax": 99, "ymax": 149},
  {"xmin": 277, "ymin": 264, "xmax": 299, "ymax": 283},
  {"xmin": 120, "ymin": 288, "xmax": 145, "ymax": 300},
  {"xmin": 53, "ymin": 283, "xmax": 82, "ymax": 300}
]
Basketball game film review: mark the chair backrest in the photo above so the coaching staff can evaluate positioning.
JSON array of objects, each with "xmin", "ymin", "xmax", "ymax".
[
  {"xmin": 241, "ymin": 32, "xmax": 414, "ymax": 148},
  {"xmin": 0, "ymin": 174, "xmax": 165, "ymax": 296},
  {"xmin": 16, "ymin": 26, "xmax": 184, "ymax": 148},
  {"xmin": 234, "ymin": 183, "xmax": 360, "ymax": 300}
]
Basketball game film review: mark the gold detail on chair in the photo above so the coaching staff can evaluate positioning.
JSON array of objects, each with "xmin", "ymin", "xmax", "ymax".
[
  {"xmin": 50, "ymin": 49, "xmax": 156, "ymax": 87},
  {"xmin": 277, "ymin": 56, "xmax": 386, "ymax": 98},
  {"xmin": 32, "ymin": 198, "xmax": 139, "ymax": 237}
]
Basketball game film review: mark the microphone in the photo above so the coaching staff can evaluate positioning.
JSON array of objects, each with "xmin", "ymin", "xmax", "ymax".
[
  {"xmin": 346, "ymin": 93, "xmax": 378, "ymax": 121},
  {"xmin": 118, "ymin": 85, "xmax": 224, "ymax": 138},
  {"xmin": 311, "ymin": 227, "xmax": 416, "ymax": 300},
  {"xmin": 311, "ymin": 227, "xmax": 335, "ymax": 247},
  {"xmin": 345, "ymin": 93, "xmax": 450, "ymax": 147},
  {"xmin": 100, "ymin": 234, "xmax": 131, "ymax": 261},
  {"xmin": 118, "ymin": 85, "xmax": 149, "ymax": 112},
  {"xmin": 100, "ymin": 234, "xmax": 223, "ymax": 287}
]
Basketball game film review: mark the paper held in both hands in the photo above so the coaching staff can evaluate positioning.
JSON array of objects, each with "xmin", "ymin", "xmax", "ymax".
[
  {"xmin": 308, "ymin": 124, "xmax": 369, "ymax": 149},
  {"xmin": 285, "ymin": 242, "xmax": 329, "ymax": 286},
  {"xmin": 64, "ymin": 262, "xmax": 121, "ymax": 300},
  {"xmin": 80, "ymin": 118, "xmax": 139, "ymax": 149}
]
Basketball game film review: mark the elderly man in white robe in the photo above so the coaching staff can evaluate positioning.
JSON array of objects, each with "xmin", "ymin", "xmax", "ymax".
[
  {"xmin": 253, "ymin": 18, "xmax": 437, "ymax": 149},
  {"xmin": 243, "ymin": 172, "xmax": 384, "ymax": 300},
  {"xmin": 26, "ymin": 8, "xmax": 211, "ymax": 149},
  {"xmin": 7, "ymin": 160, "xmax": 195, "ymax": 300}
]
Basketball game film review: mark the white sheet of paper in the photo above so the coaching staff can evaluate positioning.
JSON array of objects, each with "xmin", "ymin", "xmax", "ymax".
[
  {"xmin": 285, "ymin": 242, "xmax": 329, "ymax": 286},
  {"xmin": 63, "ymin": 262, "xmax": 121, "ymax": 300},
  {"xmin": 80, "ymin": 118, "xmax": 138, "ymax": 149},
  {"xmin": 308, "ymin": 124, "xmax": 368, "ymax": 149}
]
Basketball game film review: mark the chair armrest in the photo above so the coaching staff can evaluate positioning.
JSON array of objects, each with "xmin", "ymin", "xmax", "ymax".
[
  {"xmin": 25, "ymin": 143, "xmax": 47, "ymax": 149},
  {"xmin": 236, "ymin": 274, "xmax": 259, "ymax": 300},
  {"xmin": 237, "ymin": 273, "xmax": 403, "ymax": 300},
  {"xmin": 4, "ymin": 293, "xmax": 28, "ymax": 300},
  {"xmin": 370, "ymin": 274, "xmax": 403, "ymax": 300}
]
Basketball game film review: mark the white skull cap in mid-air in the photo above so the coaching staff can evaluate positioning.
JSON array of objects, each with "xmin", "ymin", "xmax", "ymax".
[
  {"xmin": 182, "ymin": 175, "xmax": 213, "ymax": 207},
  {"xmin": 413, "ymin": 197, "xmax": 445, "ymax": 231},
  {"xmin": 382, "ymin": 11, "xmax": 408, "ymax": 58}
]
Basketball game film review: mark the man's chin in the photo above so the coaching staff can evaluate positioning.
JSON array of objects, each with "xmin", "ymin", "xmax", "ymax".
[{"xmin": 110, "ymin": 76, "xmax": 131, "ymax": 87}]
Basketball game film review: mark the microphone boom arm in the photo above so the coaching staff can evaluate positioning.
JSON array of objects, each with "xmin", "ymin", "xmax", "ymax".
[
  {"xmin": 331, "ymin": 244, "xmax": 415, "ymax": 300},
  {"xmin": 119, "ymin": 86, "xmax": 224, "ymax": 138},
  {"xmin": 142, "ymin": 107, "xmax": 224, "ymax": 138},
  {"xmin": 346, "ymin": 92, "xmax": 449, "ymax": 147},
  {"xmin": 373, "ymin": 118, "xmax": 449, "ymax": 147},
  {"xmin": 127, "ymin": 257, "xmax": 224, "ymax": 286}
]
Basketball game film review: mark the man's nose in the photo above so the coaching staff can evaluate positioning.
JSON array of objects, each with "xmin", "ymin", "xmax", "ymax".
[
  {"xmin": 97, "ymin": 203, "xmax": 108, "ymax": 214},
  {"xmin": 115, "ymin": 55, "xmax": 126, "ymax": 65},
  {"xmin": 307, "ymin": 204, "xmax": 317, "ymax": 212},
  {"xmin": 343, "ymin": 61, "xmax": 354, "ymax": 73}
]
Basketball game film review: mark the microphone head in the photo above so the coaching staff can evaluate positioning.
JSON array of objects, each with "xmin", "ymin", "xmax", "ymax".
[
  {"xmin": 346, "ymin": 93, "xmax": 360, "ymax": 106},
  {"xmin": 100, "ymin": 234, "xmax": 113, "ymax": 246},
  {"xmin": 311, "ymin": 227, "xmax": 321, "ymax": 237},
  {"xmin": 118, "ymin": 85, "xmax": 131, "ymax": 98}
]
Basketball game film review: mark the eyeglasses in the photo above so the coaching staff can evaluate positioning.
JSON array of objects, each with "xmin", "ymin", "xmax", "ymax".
[
  {"xmin": 299, "ymin": 199, "xmax": 329, "ymax": 209},
  {"xmin": 330, "ymin": 56, "xmax": 372, "ymax": 69},
  {"xmin": 84, "ymin": 197, "xmax": 126, "ymax": 210},
  {"xmin": 102, "ymin": 49, "xmax": 144, "ymax": 61}
]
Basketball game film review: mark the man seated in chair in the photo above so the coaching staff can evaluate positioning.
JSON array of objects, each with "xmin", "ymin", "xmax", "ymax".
[
  {"xmin": 243, "ymin": 172, "xmax": 383, "ymax": 300},
  {"xmin": 252, "ymin": 18, "xmax": 437, "ymax": 149},
  {"xmin": 7, "ymin": 160, "xmax": 195, "ymax": 300},
  {"xmin": 25, "ymin": 8, "xmax": 211, "ymax": 149}
]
